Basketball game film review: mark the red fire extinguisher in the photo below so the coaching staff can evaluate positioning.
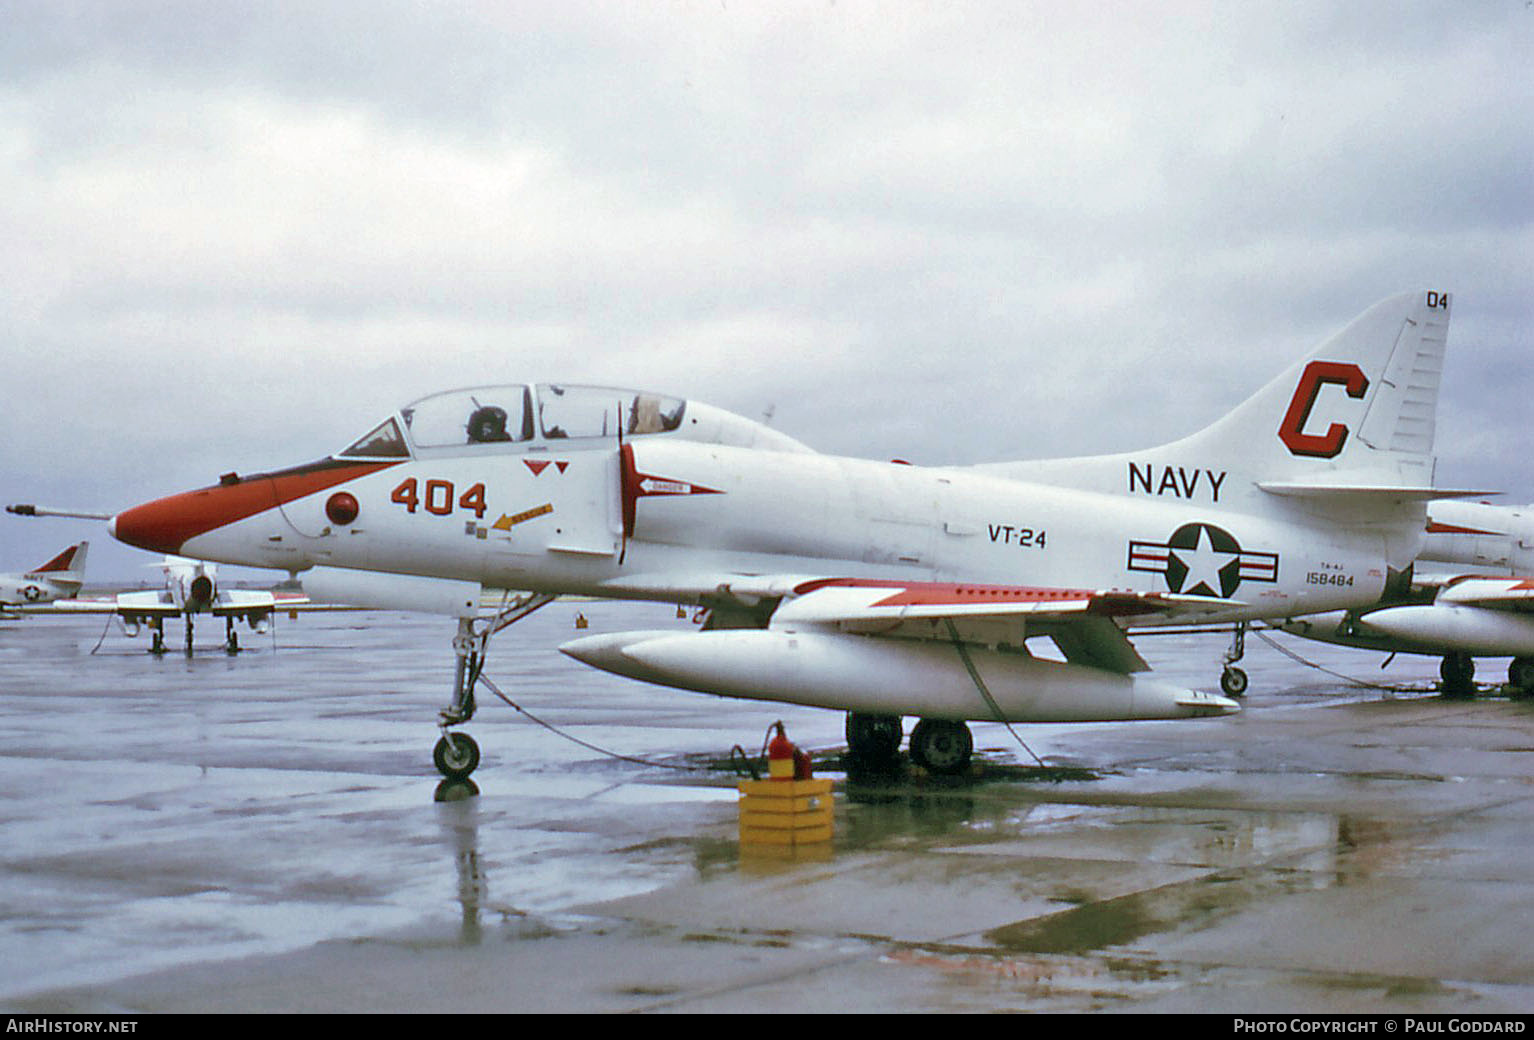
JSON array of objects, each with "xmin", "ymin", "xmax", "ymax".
[{"xmin": 767, "ymin": 721, "xmax": 813, "ymax": 780}]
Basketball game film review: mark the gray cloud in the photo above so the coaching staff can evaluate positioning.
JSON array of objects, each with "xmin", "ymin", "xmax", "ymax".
[{"xmin": 2, "ymin": 1, "xmax": 1530, "ymax": 578}]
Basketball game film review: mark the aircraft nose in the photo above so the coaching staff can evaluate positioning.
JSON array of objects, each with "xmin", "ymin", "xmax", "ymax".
[
  {"xmin": 109, "ymin": 483, "xmax": 267, "ymax": 555},
  {"xmin": 109, "ymin": 493, "xmax": 203, "ymax": 555},
  {"xmin": 108, "ymin": 460, "xmax": 402, "ymax": 557}
]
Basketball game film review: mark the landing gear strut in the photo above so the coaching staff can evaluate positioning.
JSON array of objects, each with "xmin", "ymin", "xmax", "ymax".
[
  {"xmin": 1220, "ymin": 622, "xmax": 1249, "ymax": 698},
  {"xmin": 433, "ymin": 592, "xmax": 556, "ymax": 780}
]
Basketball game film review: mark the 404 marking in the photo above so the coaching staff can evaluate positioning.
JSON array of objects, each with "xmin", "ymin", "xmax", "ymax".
[{"xmin": 391, "ymin": 478, "xmax": 487, "ymax": 519}]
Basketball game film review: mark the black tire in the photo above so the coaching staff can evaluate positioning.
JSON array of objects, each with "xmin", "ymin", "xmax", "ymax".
[
  {"xmin": 908, "ymin": 719, "xmax": 973, "ymax": 776},
  {"xmin": 1220, "ymin": 667, "xmax": 1249, "ymax": 698},
  {"xmin": 1509, "ymin": 657, "xmax": 1534, "ymax": 697},
  {"xmin": 1440, "ymin": 653, "xmax": 1475, "ymax": 698},
  {"xmin": 434, "ymin": 732, "xmax": 481, "ymax": 779},
  {"xmin": 845, "ymin": 713, "xmax": 902, "ymax": 766}
]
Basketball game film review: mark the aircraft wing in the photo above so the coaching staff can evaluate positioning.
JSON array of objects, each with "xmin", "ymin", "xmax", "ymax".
[
  {"xmin": 772, "ymin": 578, "xmax": 1214, "ymax": 624},
  {"xmin": 210, "ymin": 589, "xmax": 306, "ymax": 615},
  {"xmin": 628, "ymin": 574, "xmax": 1232, "ymax": 676},
  {"xmin": 1436, "ymin": 577, "xmax": 1534, "ymax": 611},
  {"xmin": 28, "ymin": 589, "xmax": 321, "ymax": 616},
  {"xmin": 785, "ymin": 578, "xmax": 1242, "ymax": 674},
  {"xmin": 41, "ymin": 591, "xmax": 180, "ymax": 616}
]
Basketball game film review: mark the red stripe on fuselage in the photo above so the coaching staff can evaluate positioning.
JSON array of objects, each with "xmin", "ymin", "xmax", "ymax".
[{"xmin": 112, "ymin": 459, "xmax": 401, "ymax": 554}]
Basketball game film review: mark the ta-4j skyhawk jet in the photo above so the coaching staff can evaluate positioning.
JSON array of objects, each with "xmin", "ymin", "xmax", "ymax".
[
  {"xmin": 34, "ymin": 555, "xmax": 320, "ymax": 655},
  {"xmin": 1278, "ymin": 499, "xmax": 1534, "ymax": 696},
  {"xmin": 96, "ymin": 291, "xmax": 1465, "ymax": 778}
]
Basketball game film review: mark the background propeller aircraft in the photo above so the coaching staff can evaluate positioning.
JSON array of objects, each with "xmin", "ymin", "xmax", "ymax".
[
  {"xmin": 1278, "ymin": 500, "xmax": 1534, "ymax": 696},
  {"xmin": 87, "ymin": 291, "xmax": 1461, "ymax": 779},
  {"xmin": 0, "ymin": 542, "xmax": 89, "ymax": 612}
]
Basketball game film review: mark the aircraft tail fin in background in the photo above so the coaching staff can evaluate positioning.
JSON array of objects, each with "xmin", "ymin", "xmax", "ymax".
[{"xmin": 31, "ymin": 541, "xmax": 89, "ymax": 584}]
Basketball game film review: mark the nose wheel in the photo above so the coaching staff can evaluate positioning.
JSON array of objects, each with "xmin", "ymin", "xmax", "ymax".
[{"xmin": 434, "ymin": 732, "xmax": 481, "ymax": 780}]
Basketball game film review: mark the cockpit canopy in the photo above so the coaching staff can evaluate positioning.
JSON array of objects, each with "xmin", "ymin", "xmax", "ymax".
[{"xmin": 337, "ymin": 383, "xmax": 759, "ymax": 461}]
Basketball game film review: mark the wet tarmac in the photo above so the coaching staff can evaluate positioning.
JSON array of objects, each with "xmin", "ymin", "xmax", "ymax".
[{"xmin": 1, "ymin": 602, "xmax": 1532, "ymax": 1013}]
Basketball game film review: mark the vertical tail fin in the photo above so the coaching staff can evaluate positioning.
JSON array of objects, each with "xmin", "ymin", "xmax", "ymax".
[
  {"xmin": 1193, "ymin": 289, "xmax": 1452, "ymax": 495},
  {"xmin": 29, "ymin": 542, "xmax": 89, "ymax": 594},
  {"xmin": 990, "ymin": 291, "xmax": 1457, "ymax": 508},
  {"xmin": 33, "ymin": 541, "xmax": 88, "ymax": 578}
]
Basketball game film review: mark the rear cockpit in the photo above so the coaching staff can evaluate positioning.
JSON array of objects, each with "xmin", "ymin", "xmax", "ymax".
[{"xmin": 336, "ymin": 383, "xmax": 813, "ymax": 460}]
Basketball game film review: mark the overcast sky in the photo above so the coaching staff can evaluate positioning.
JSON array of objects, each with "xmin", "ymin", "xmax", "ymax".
[{"xmin": 2, "ymin": 1, "xmax": 1531, "ymax": 581}]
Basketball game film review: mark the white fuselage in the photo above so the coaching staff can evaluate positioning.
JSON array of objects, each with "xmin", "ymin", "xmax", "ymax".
[
  {"xmin": 0, "ymin": 572, "xmax": 77, "ymax": 607},
  {"xmin": 168, "ymin": 436, "xmax": 1389, "ymax": 625}
]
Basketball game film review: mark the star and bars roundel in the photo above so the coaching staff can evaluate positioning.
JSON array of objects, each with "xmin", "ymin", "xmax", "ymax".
[{"xmin": 1127, "ymin": 522, "xmax": 1279, "ymax": 598}]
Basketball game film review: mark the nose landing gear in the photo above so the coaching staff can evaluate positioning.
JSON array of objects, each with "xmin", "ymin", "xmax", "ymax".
[{"xmin": 432, "ymin": 592, "xmax": 556, "ymax": 781}]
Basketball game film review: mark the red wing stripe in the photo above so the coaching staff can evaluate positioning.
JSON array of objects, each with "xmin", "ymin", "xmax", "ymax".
[
  {"xmin": 794, "ymin": 577, "xmax": 1098, "ymax": 607},
  {"xmin": 1426, "ymin": 521, "xmax": 1501, "ymax": 535}
]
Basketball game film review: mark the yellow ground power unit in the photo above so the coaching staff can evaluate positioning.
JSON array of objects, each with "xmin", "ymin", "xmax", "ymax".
[{"xmin": 737, "ymin": 777, "xmax": 834, "ymax": 847}]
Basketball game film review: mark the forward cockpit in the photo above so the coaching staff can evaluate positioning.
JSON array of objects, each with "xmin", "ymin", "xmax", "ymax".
[{"xmin": 336, "ymin": 383, "xmax": 813, "ymax": 461}]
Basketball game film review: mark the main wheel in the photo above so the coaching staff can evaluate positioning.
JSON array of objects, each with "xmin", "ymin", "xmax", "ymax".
[
  {"xmin": 845, "ymin": 713, "xmax": 902, "ymax": 767},
  {"xmin": 1220, "ymin": 666, "xmax": 1249, "ymax": 698},
  {"xmin": 1440, "ymin": 653, "xmax": 1475, "ymax": 698},
  {"xmin": 1509, "ymin": 657, "xmax": 1534, "ymax": 697},
  {"xmin": 908, "ymin": 719, "xmax": 973, "ymax": 776},
  {"xmin": 434, "ymin": 732, "xmax": 481, "ymax": 779}
]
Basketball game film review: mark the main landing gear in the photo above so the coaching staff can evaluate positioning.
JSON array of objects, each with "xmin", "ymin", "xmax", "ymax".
[
  {"xmin": 1219, "ymin": 622, "xmax": 1249, "ymax": 698},
  {"xmin": 1509, "ymin": 657, "xmax": 1534, "ymax": 698},
  {"xmin": 1440, "ymin": 652, "xmax": 1476, "ymax": 698},
  {"xmin": 142, "ymin": 616, "xmax": 194, "ymax": 656},
  {"xmin": 141, "ymin": 613, "xmax": 250, "ymax": 656},
  {"xmin": 845, "ymin": 713, "xmax": 975, "ymax": 776},
  {"xmin": 1439, "ymin": 654, "xmax": 1534, "ymax": 699},
  {"xmin": 433, "ymin": 592, "xmax": 556, "ymax": 781}
]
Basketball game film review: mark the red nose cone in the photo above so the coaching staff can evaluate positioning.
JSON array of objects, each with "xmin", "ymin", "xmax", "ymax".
[
  {"xmin": 109, "ymin": 485, "xmax": 263, "ymax": 555},
  {"xmin": 109, "ymin": 460, "xmax": 403, "ymax": 556}
]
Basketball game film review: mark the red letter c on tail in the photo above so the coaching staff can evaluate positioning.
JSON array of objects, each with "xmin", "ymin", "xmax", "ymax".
[{"xmin": 1278, "ymin": 361, "xmax": 1369, "ymax": 458}]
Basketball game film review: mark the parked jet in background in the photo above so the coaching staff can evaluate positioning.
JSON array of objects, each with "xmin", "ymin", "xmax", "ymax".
[
  {"xmin": 30, "ymin": 555, "xmax": 317, "ymax": 654},
  {"xmin": 0, "ymin": 542, "xmax": 88, "ymax": 610},
  {"xmin": 1278, "ymin": 500, "xmax": 1534, "ymax": 695},
  {"xmin": 31, "ymin": 291, "xmax": 1465, "ymax": 779}
]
